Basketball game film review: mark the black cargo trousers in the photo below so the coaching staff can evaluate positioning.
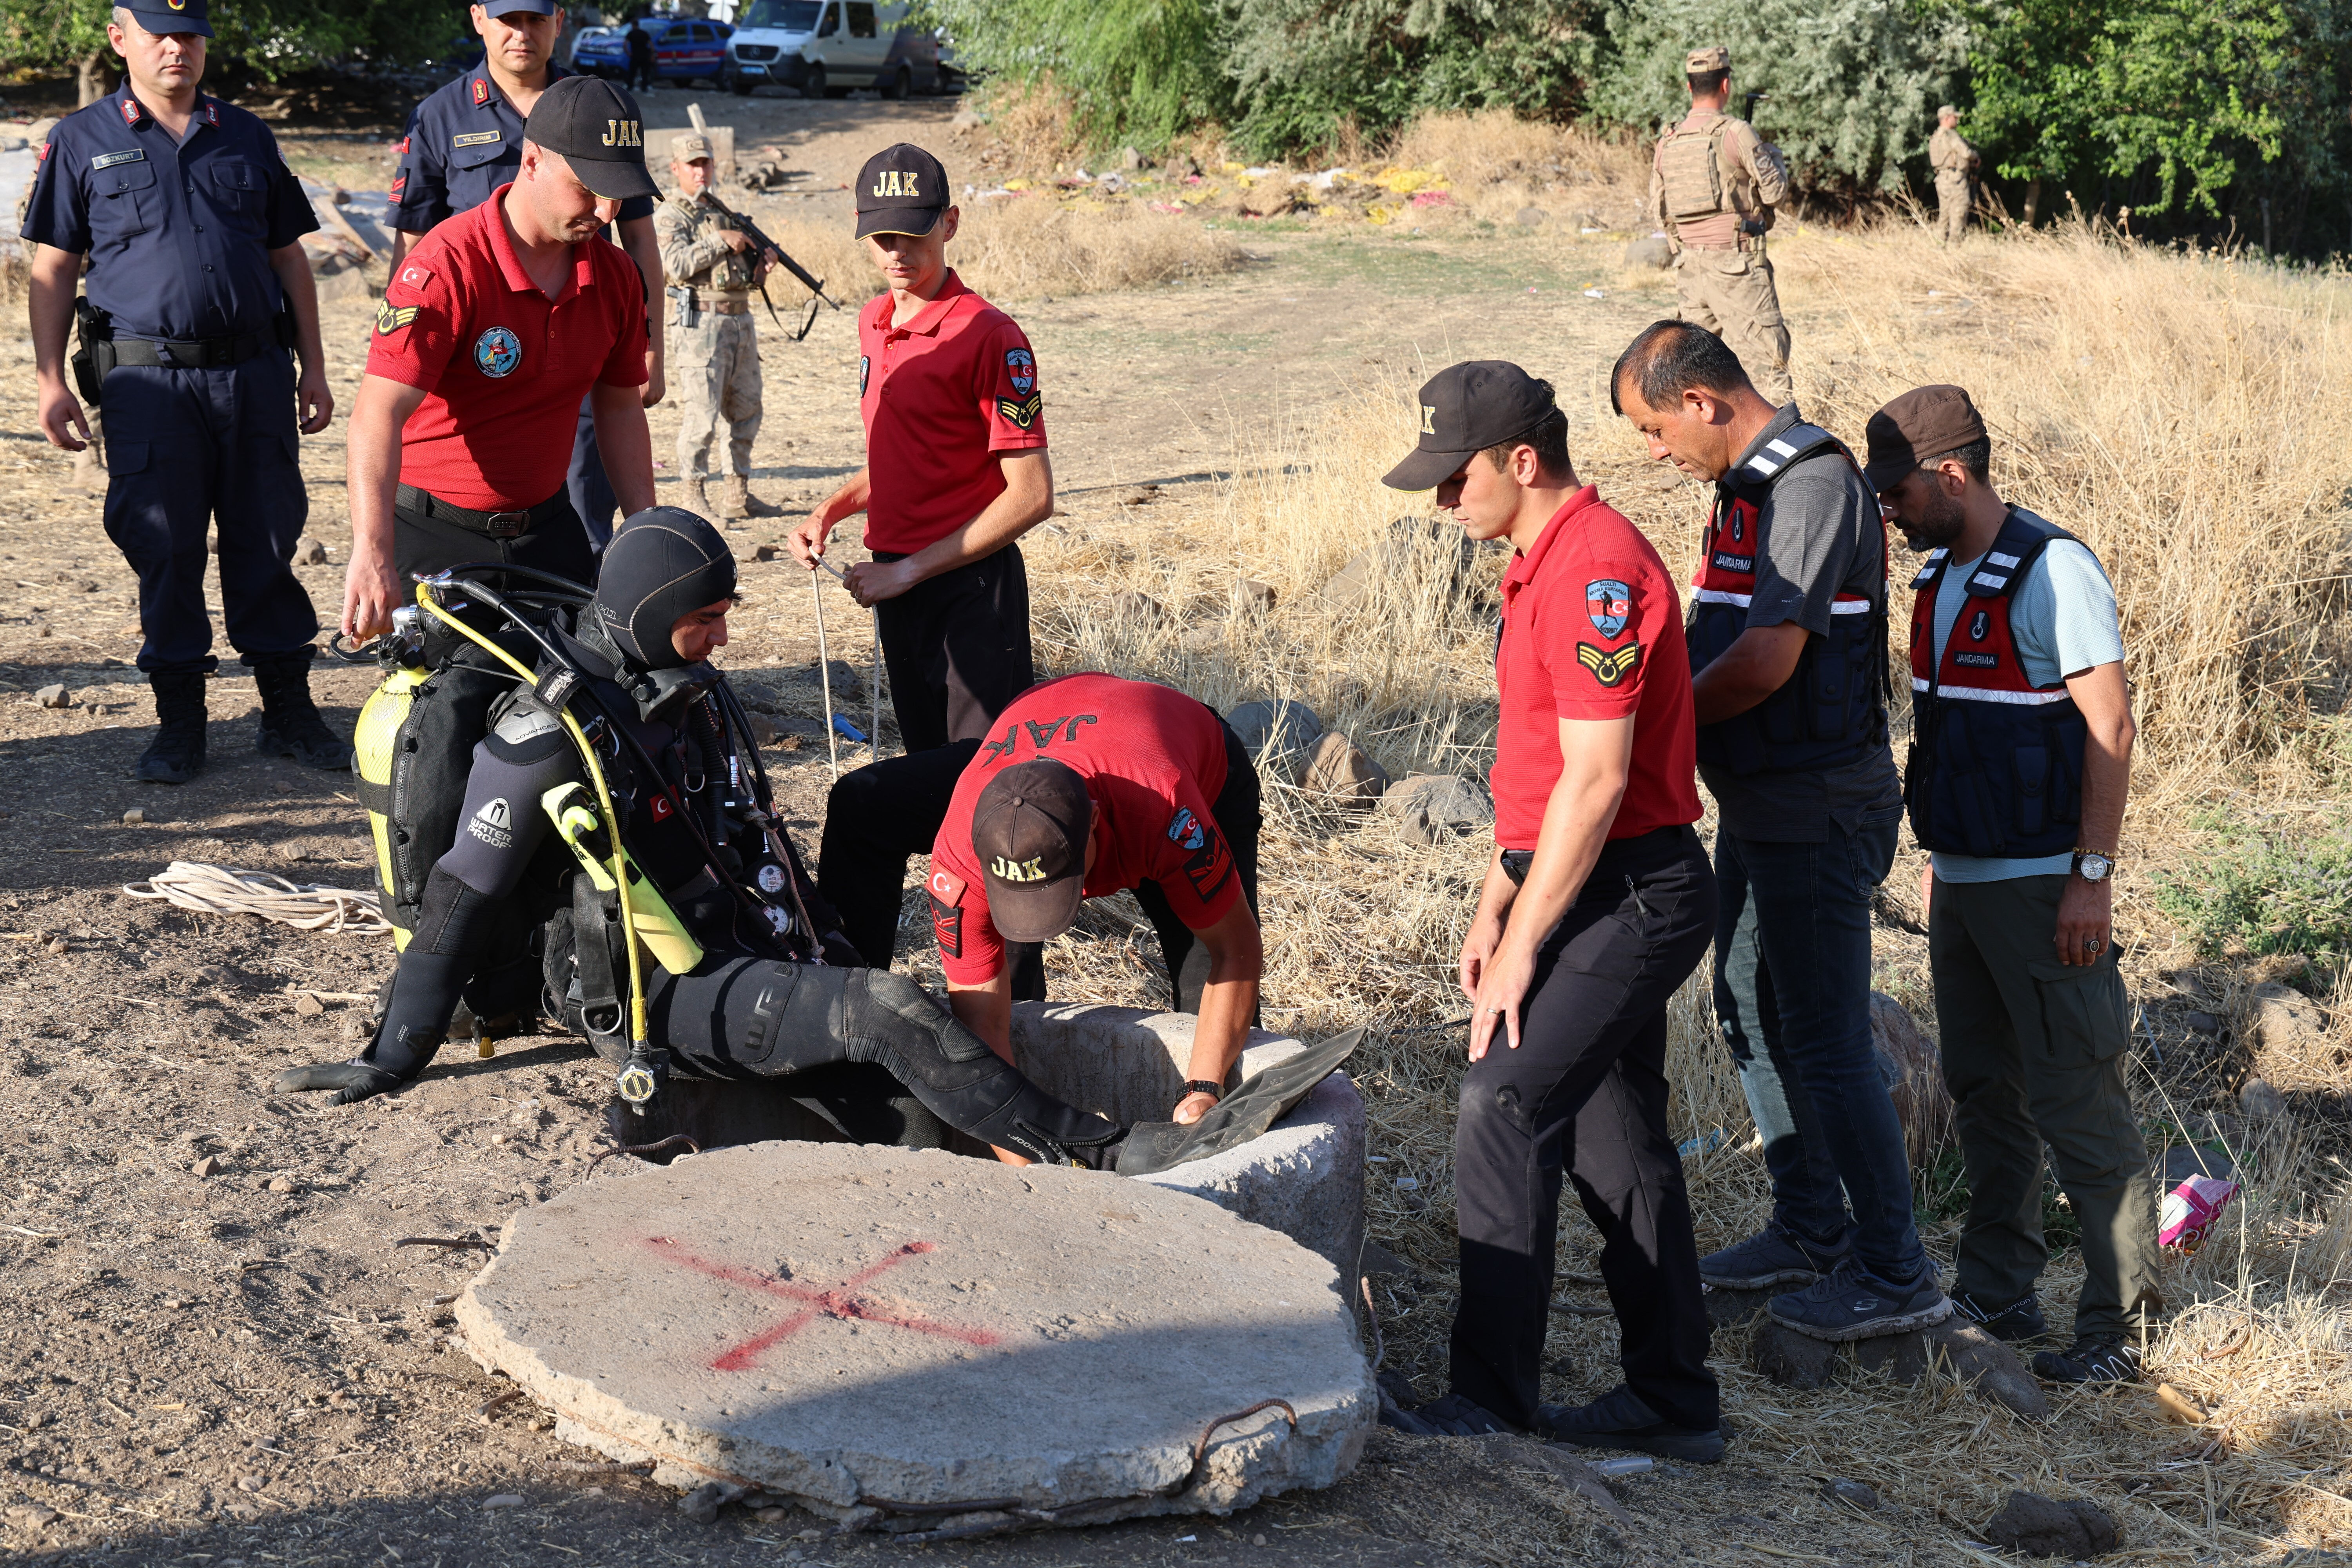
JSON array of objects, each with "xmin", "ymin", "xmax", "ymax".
[{"xmin": 1450, "ymin": 825, "xmax": 1722, "ymax": 1433}]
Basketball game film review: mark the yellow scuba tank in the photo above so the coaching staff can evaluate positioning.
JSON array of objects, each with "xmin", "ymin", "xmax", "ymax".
[
  {"xmin": 540, "ymin": 782, "xmax": 705, "ymax": 976},
  {"xmin": 353, "ymin": 667, "xmax": 427, "ymax": 952}
]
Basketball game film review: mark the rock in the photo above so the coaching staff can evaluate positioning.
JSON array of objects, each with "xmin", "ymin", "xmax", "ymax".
[
  {"xmin": 1120, "ymin": 145, "xmax": 1143, "ymax": 171},
  {"xmin": 1115, "ymin": 484, "xmax": 1162, "ymax": 506},
  {"xmin": 1920, "ymin": 1318, "xmax": 2049, "ymax": 1417},
  {"xmin": 1383, "ymin": 773, "xmax": 1494, "ymax": 847},
  {"xmin": 2248, "ymin": 982, "xmax": 2332, "ymax": 1078},
  {"xmin": 1868, "ymin": 991, "xmax": 1954, "ymax": 1164},
  {"xmin": 1240, "ymin": 177, "xmax": 1294, "ymax": 218},
  {"xmin": 268, "ymin": 1175, "xmax": 298, "ymax": 1194},
  {"xmin": 1750, "ymin": 1321, "xmax": 1839, "ymax": 1388},
  {"xmin": 1105, "ymin": 590, "xmax": 1169, "ymax": 627},
  {"xmin": 1702, "ymin": 1284, "xmax": 1773, "ymax": 1328},
  {"xmin": 6, "ymin": 1505, "xmax": 57, "ymax": 1527},
  {"xmin": 34, "ymin": 684, "xmax": 68, "ymax": 709},
  {"xmin": 1754, "ymin": 1317, "xmax": 2045, "ymax": 1417},
  {"xmin": 752, "ymin": 543, "xmax": 778, "ymax": 562},
  {"xmin": 293, "ymin": 993, "xmax": 325, "ymax": 1018},
  {"xmin": 2158, "ymin": 1144, "xmax": 2234, "ymax": 1184},
  {"xmin": 1225, "ymin": 699, "xmax": 1324, "ymax": 778},
  {"xmin": 235, "ymin": 1474, "xmax": 265, "ymax": 1492},
  {"xmin": 294, "ymin": 537, "xmax": 329, "ymax": 565},
  {"xmin": 456, "ymin": 1142, "xmax": 1374, "ymax": 1527},
  {"xmin": 2183, "ymin": 1011, "xmax": 2222, "ymax": 1035},
  {"xmin": 1514, "ymin": 207, "xmax": 1549, "ymax": 227},
  {"xmin": 1320, "ymin": 518, "xmax": 1482, "ymax": 610},
  {"xmin": 747, "ymin": 714, "xmax": 779, "ymax": 748},
  {"xmin": 483, "ymin": 1494, "xmax": 526, "ymax": 1510},
  {"xmin": 677, "ymin": 1481, "xmax": 735, "ymax": 1524},
  {"xmin": 1233, "ymin": 577, "xmax": 1277, "ymax": 614},
  {"xmin": 1981, "ymin": 1490, "xmax": 2118, "ymax": 1557},
  {"xmin": 1820, "ymin": 1477, "xmax": 1881, "ymax": 1512},
  {"xmin": 1624, "ymin": 236, "xmax": 1674, "ymax": 269},
  {"xmin": 191, "ymin": 1155, "xmax": 222, "ymax": 1178},
  {"xmin": 2239, "ymin": 1077, "xmax": 2287, "ymax": 1120},
  {"xmin": 1299, "ymin": 731, "xmax": 1388, "ymax": 803},
  {"xmin": 44, "ymin": 936, "xmax": 67, "ymax": 957},
  {"xmin": 950, "ymin": 107, "xmax": 985, "ymax": 129},
  {"xmin": 1009, "ymin": 1002, "xmax": 1366, "ymax": 1292},
  {"xmin": 121, "ymin": 808, "xmax": 145, "ymax": 825}
]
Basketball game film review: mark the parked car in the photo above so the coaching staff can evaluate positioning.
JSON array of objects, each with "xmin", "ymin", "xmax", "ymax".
[
  {"xmin": 720, "ymin": 0, "xmax": 939, "ymax": 98},
  {"xmin": 571, "ymin": 17, "xmax": 736, "ymax": 85}
]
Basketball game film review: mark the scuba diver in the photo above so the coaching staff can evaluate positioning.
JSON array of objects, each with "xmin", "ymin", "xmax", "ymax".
[{"xmin": 273, "ymin": 507, "xmax": 1126, "ymax": 1168}]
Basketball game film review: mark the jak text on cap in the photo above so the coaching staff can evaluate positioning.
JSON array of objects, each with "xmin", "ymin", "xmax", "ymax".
[
  {"xmin": 971, "ymin": 760, "xmax": 1092, "ymax": 943},
  {"xmin": 856, "ymin": 143, "xmax": 950, "ymax": 239},
  {"xmin": 1863, "ymin": 385, "xmax": 1990, "ymax": 493},
  {"xmin": 521, "ymin": 74, "xmax": 660, "ymax": 202},
  {"xmin": 1381, "ymin": 361, "xmax": 1561, "ymax": 492}
]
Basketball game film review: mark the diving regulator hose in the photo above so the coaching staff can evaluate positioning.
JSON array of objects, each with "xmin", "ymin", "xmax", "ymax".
[{"xmin": 411, "ymin": 581, "xmax": 664, "ymax": 1111}]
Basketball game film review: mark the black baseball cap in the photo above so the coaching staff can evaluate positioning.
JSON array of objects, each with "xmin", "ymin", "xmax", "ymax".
[
  {"xmin": 973, "ymin": 760, "xmax": 1093, "ymax": 942},
  {"xmin": 118, "ymin": 0, "xmax": 212, "ymax": 36},
  {"xmin": 522, "ymin": 75, "xmax": 660, "ymax": 202},
  {"xmin": 856, "ymin": 143, "xmax": 950, "ymax": 239},
  {"xmin": 1381, "ymin": 361, "xmax": 1560, "ymax": 491}
]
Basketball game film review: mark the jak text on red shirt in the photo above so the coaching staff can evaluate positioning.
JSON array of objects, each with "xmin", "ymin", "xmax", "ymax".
[
  {"xmin": 363, "ymin": 183, "xmax": 647, "ymax": 512},
  {"xmin": 1492, "ymin": 486, "xmax": 1700, "ymax": 849},
  {"xmin": 857, "ymin": 270, "xmax": 1047, "ymax": 555},
  {"xmin": 927, "ymin": 675, "xmax": 1236, "ymax": 984}
]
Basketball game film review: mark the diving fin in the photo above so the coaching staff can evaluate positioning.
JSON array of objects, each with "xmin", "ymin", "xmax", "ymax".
[{"xmin": 1116, "ymin": 1026, "xmax": 1364, "ymax": 1176}]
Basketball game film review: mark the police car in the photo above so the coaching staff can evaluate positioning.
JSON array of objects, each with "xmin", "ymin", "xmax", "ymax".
[
  {"xmin": 719, "ymin": 0, "xmax": 939, "ymax": 98},
  {"xmin": 572, "ymin": 17, "xmax": 735, "ymax": 84}
]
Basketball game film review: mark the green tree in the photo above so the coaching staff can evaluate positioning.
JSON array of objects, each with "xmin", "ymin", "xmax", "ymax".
[
  {"xmin": 929, "ymin": 0, "xmax": 1234, "ymax": 152},
  {"xmin": 0, "ymin": 0, "xmax": 461, "ymax": 104},
  {"xmin": 1580, "ymin": 0, "xmax": 1970, "ymax": 195}
]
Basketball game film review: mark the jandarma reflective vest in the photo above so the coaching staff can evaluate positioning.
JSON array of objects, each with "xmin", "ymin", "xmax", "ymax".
[
  {"xmin": 1688, "ymin": 423, "xmax": 1889, "ymax": 775},
  {"xmin": 1902, "ymin": 506, "xmax": 2088, "ymax": 858}
]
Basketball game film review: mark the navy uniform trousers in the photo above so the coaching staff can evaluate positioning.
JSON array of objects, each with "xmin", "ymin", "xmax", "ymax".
[
  {"xmin": 1450, "ymin": 824, "xmax": 1722, "ymax": 1433},
  {"xmin": 100, "ymin": 348, "xmax": 318, "ymax": 675}
]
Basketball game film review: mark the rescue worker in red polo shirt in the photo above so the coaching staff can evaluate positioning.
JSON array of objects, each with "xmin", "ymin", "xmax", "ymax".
[
  {"xmin": 340, "ymin": 75, "xmax": 661, "ymax": 641},
  {"xmin": 924, "ymin": 674, "xmax": 1265, "ymax": 1126},
  {"xmin": 1374, "ymin": 363, "xmax": 1724, "ymax": 1461},
  {"xmin": 786, "ymin": 143, "xmax": 1049, "ymax": 753}
]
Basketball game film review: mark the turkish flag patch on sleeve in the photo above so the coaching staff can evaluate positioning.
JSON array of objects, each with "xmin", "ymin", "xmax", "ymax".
[{"xmin": 927, "ymin": 868, "xmax": 967, "ymax": 958}]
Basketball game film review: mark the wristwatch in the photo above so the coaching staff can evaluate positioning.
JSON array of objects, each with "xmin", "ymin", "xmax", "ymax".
[
  {"xmin": 2071, "ymin": 850, "xmax": 2115, "ymax": 883},
  {"xmin": 1181, "ymin": 1080, "xmax": 1224, "ymax": 1103}
]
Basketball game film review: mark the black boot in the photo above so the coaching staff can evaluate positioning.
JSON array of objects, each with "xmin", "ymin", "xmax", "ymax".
[
  {"xmin": 252, "ymin": 650, "xmax": 353, "ymax": 770},
  {"xmin": 137, "ymin": 671, "xmax": 209, "ymax": 784}
]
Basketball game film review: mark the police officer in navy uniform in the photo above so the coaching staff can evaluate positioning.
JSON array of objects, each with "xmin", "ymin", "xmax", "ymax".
[
  {"xmin": 23, "ymin": 0, "xmax": 348, "ymax": 785},
  {"xmin": 387, "ymin": 0, "xmax": 664, "ymax": 551}
]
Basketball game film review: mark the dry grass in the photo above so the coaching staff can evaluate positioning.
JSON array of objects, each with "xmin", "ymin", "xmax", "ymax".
[
  {"xmin": 1385, "ymin": 109, "xmax": 1654, "ymax": 230},
  {"xmin": 989, "ymin": 220, "xmax": 2352, "ymax": 1560},
  {"xmin": 748, "ymin": 192, "xmax": 1242, "ymax": 306}
]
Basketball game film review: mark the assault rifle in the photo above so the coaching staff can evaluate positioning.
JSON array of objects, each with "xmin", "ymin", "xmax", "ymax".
[
  {"xmin": 1744, "ymin": 90, "xmax": 1769, "ymax": 122},
  {"xmin": 724, "ymin": 205, "xmax": 846, "ymax": 342}
]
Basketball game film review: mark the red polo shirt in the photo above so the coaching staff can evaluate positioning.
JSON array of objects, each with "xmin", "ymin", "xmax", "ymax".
[
  {"xmin": 365, "ymin": 183, "xmax": 647, "ymax": 511},
  {"xmin": 1493, "ymin": 487, "xmax": 1700, "ymax": 849},
  {"xmin": 858, "ymin": 270, "xmax": 1047, "ymax": 555},
  {"xmin": 926, "ymin": 675, "xmax": 1237, "ymax": 985}
]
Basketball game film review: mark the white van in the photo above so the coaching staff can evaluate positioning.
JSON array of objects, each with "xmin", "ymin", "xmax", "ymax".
[{"xmin": 720, "ymin": 0, "xmax": 941, "ymax": 99}]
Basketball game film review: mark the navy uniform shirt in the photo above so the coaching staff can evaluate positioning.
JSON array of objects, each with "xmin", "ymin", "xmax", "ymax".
[
  {"xmin": 390, "ymin": 64, "xmax": 655, "ymax": 234},
  {"xmin": 19, "ymin": 83, "xmax": 317, "ymax": 342}
]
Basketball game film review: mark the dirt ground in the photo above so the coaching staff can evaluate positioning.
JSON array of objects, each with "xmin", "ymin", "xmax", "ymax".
[{"xmin": 0, "ymin": 89, "xmax": 2254, "ymax": 1568}]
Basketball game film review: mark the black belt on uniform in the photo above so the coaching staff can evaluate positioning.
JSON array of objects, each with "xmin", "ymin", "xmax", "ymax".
[
  {"xmin": 395, "ymin": 483, "xmax": 570, "ymax": 540},
  {"xmin": 1499, "ymin": 825, "xmax": 1686, "ymax": 886},
  {"xmin": 109, "ymin": 330, "xmax": 278, "ymax": 369}
]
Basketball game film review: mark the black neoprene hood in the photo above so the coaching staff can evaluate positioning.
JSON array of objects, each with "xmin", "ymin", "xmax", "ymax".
[{"xmin": 594, "ymin": 507, "xmax": 737, "ymax": 671}]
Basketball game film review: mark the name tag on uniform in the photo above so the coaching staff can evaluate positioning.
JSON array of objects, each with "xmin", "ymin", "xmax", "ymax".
[
  {"xmin": 91, "ymin": 149, "xmax": 145, "ymax": 170},
  {"xmin": 452, "ymin": 130, "xmax": 502, "ymax": 149}
]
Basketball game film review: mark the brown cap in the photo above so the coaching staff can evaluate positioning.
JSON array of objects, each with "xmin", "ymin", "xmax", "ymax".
[
  {"xmin": 1863, "ymin": 385, "xmax": 1988, "ymax": 492},
  {"xmin": 972, "ymin": 759, "xmax": 1093, "ymax": 942},
  {"xmin": 1937, "ymin": 104, "xmax": 1960, "ymax": 119},
  {"xmin": 1686, "ymin": 45, "xmax": 1730, "ymax": 73},
  {"xmin": 671, "ymin": 131, "xmax": 713, "ymax": 163}
]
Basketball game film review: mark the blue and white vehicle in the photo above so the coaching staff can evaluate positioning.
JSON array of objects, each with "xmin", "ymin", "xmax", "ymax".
[{"xmin": 720, "ymin": 0, "xmax": 941, "ymax": 98}]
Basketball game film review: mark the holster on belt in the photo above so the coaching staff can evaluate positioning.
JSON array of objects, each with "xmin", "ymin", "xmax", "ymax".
[
  {"xmin": 666, "ymin": 285, "xmax": 699, "ymax": 329},
  {"xmin": 71, "ymin": 296, "xmax": 114, "ymax": 405}
]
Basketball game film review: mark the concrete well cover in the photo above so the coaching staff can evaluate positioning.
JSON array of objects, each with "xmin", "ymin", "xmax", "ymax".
[{"xmin": 458, "ymin": 1142, "xmax": 1374, "ymax": 1527}]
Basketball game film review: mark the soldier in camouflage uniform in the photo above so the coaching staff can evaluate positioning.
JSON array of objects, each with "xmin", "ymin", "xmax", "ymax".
[
  {"xmin": 657, "ymin": 132, "xmax": 781, "ymax": 519},
  {"xmin": 1648, "ymin": 46, "xmax": 1795, "ymax": 405},
  {"xmin": 1929, "ymin": 107, "xmax": 1979, "ymax": 247}
]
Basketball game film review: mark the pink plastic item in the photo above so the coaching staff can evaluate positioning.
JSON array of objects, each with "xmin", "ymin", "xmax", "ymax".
[{"xmin": 2159, "ymin": 1174, "xmax": 2240, "ymax": 1254}]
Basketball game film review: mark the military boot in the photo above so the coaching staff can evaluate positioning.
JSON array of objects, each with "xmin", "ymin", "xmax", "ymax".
[
  {"xmin": 137, "ymin": 671, "xmax": 209, "ymax": 785},
  {"xmin": 252, "ymin": 650, "xmax": 354, "ymax": 770},
  {"xmin": 680, "ymin": 476, "xmax": 712, "ymax": 517},
  {"xmin": 724, "ymin": 474, "xmax": 782, "ymax": 519}
]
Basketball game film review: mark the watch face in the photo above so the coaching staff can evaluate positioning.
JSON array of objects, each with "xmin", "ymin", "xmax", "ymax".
[{"xmin": 2079, "ymin": 854, "xmax": 2112, "ymax": 880}]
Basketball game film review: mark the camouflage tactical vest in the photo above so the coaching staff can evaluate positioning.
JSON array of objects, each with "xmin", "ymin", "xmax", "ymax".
[{"xmin": 1658, "ymin": 113, "xmax": 1731, "ymax": 221}]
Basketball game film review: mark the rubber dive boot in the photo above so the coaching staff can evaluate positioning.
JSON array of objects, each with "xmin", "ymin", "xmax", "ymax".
[
  {"xmin": 957, "ymin": 1070, "xmax": 1127, "ymax": 1169},
  {"xmin": 253, "ymin": 651, "xmax": 354, "ymax": 770},
  {"xmin": 136, "ymin": 670, "xmax": 209, "ymax": 784},
  {"xmin": 725, "ymin": 474, "xmax": 782, "ymax": 519},
  {"xmin": 1116, "ymin": 1026, "xmax": 1364, "ymax": 1175},
  {"xmin": 270, "ymin": 1060, "xmax": 408, "ymax": 1106}
]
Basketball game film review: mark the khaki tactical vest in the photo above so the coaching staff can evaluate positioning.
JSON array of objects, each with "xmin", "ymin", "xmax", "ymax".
[{"xmin": 1658, "ymin": 113, "xmax": 1733, "ymax": 221}]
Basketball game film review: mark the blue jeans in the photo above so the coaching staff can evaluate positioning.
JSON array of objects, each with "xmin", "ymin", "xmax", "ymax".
[{"xmin": 1713, "ymin": 813, "xmax": 1927, "ymax": 1286}]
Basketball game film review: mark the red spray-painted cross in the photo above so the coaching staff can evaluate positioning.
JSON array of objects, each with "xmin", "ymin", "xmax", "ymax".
[{"xmin": 641, "ymin": 1236, "xmax": 1002, "ymax": 1372}]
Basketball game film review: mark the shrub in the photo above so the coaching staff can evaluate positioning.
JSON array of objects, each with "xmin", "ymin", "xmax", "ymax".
[{"xmin": 2154, "ymin": 813, "xmax": 2352, "ymax": 966}]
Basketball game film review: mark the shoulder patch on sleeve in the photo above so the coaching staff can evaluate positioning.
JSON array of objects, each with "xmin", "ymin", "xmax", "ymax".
[
  {"xmin": 396, "ymin": 260, "xmax": 434, "ymax": 293},
  {"xmin": 374, "ymin": 301, "xmax": 419, "ymax": 337},
  {"xmin": 928, "ymin": 868, "xmax": 966, "ymax": 905},
  {"xmin": 927, "ymin": 867, "xmax": 968, "ymax": 958},
  {"xmin": 1576, "ymin": 641, "xmax": 1643, "ymax": 688},
  {"xmin": 995, "ymin": 392, "xmax": 1043, "ymax": 430}
]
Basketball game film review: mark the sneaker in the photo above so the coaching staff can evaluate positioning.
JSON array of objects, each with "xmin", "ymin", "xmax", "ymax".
[
  {"xmin": 1699, "ymin": 1220, "xmax": 1853, "ymax": 1289},
  {"xmin": 1532, "ymin": 1385, "xmax": 1726, "ymax": 1464},
  {"xmin": 1378, "ymin": 1392, "xmax": 1516, "ymax": 1437},
  {"xmin": 2032, "ymin": 1336, "xmax": 2142, "ymax": 1385},
  {"xmin": 1952, "ymin": 1289, "xmax": 2047, "ymax": 1342},
  {"xmin": 1767, "ymin": 1259, "xmax": 1953, "ymax": 1341}
]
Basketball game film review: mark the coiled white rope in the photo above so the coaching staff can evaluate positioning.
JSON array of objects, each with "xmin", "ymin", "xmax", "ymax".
[{"xmin": 122, "ymin": 861, "xmax": 391, "ymax": 936}]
